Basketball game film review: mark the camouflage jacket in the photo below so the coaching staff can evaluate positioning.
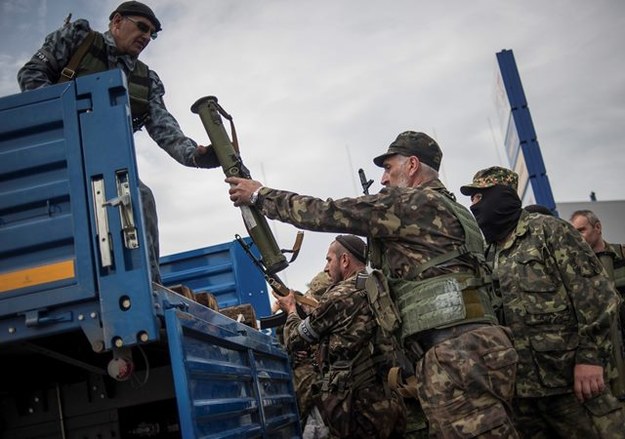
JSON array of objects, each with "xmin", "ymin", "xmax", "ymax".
[
  {"xmin": 285, "ymin": 272, "xmax": 405, "ymax": 438},
  {"xmin": 490, "ymin": 210, "xmax": 620, "ymax": 397},
  {"xmin": 17, "ymin": 19, "xmax": 218, "ymax": 169},
  {"xmin": 259, "ymin": 179, "xmax": 477, "ymax": 281},
  {"xmin": 284, "ymin": 270, "xmax": 377, "ymax": 366},
  {"xmin": 597, "ymin": 241, "xmax": 625, "ymax": 296}
]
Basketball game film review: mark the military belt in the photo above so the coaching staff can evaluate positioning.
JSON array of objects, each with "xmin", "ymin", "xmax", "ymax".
[{"xmin": 414, "ymin": 322, "xmax": 489, "ymax": 355}]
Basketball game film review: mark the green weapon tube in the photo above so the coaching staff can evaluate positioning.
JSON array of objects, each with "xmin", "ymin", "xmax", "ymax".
[{"xmin": 191, "ymin": 96, "xmax": 288, "ymax": 274}]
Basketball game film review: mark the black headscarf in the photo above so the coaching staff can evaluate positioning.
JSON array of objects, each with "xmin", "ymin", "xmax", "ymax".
[{"xmin": 470, "ymin": 185, "xmax": 522, "ymax": 244}]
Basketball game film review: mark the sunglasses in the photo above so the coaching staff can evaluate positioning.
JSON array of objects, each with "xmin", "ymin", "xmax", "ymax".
[{"xmin": 124, "ymin": 16, "xmax": 158, "ymax": 40}]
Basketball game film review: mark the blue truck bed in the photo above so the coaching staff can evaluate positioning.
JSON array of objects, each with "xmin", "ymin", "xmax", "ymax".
[
  {"xmin": 0, "ymin": 70, "xmax": 300, "ymax": 438},
  {"xmin": 160, "ymin": 237, "xmax": 272, "ymax": 319}
]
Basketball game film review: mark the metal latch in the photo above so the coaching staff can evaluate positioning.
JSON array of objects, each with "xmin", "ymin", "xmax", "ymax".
[
  {"xmin": 105, "ymin": 171, "xmax": 139, "ymax": 250},
  {"xmin": 92, "ymin": 177, "xmax": 112, "ymax": 268},
  {"xmin": 91, "ymin": 171, "xmax": 139, "ymax": 269}
]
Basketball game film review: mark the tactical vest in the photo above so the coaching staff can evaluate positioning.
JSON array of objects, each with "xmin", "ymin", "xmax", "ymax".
[
  {"xmin": 58, "ymin": 32, "xmax": 150, "ymax": 130},
  {"xmin": 602, "ymin": 243, "xmax": 625, "ymax": 295},
  {"xmin": 368, "ymin": 189, "xmax": 497, "ymax": 343},
  {"xmin": 317, "ymin": 287, "xmax": 392, "ymax": 391}
]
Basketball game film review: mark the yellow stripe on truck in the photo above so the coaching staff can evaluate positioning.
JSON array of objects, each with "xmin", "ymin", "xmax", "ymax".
[{"xmin": 0, "ymin": 260, "xmax": 75, "ymax": 293}]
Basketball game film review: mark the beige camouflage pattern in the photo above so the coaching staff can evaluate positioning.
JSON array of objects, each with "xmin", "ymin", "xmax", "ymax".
[
  {"xmin": 292, "ymin": 358, "xmax": 317, "ymax": 421},
  {"xmin": 491, "ymin": 210, "xmax": 625, "ymax": 436},
  {"xmin": 283, "ymin": 271, "xmax": 405, "ymax": 438},
  {"xmin": 260, "ymin": 179, "xmax": 474, "ymax": 280},
  {"xmin": 304, "ymin": 271, "xmax": 332, "ymax": 302},
  {"xmin": 415, "ymin": 325, "xmax": 519, "ymax": 438},
  {"xmin": 460, "ymin": 166, "xmax": 519, "ymax": 194},
  {"xmin": 492, "ymin": 210, "xmax": 619, "ymax": 396},
  {"xmin": 259, "ymin": 178, "xmax": 520, "ymax": 436},
  {"xmin": 289, "ymin": 271, "xmax": 332, "ymax": 421},
  {"xmin": 513, "ymin": 391, "xmax": 624, "ymax": 438},
  {"xmin": 603, "ymin": 242, "xmax": 625, "ymax": 291},
  {"xmin": 597, "ymin": 241, "xmax": 625, "ymax": 399}
]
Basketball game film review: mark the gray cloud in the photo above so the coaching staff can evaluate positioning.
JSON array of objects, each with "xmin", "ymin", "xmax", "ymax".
[{"xmin": 2, "ymin": 0, "xmax": 624, "ymax": 295}]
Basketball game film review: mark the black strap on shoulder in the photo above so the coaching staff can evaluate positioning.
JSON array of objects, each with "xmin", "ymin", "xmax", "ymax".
[{"xmin": 58, "ymin": 31, "xmax": 97, "ymax": 83}]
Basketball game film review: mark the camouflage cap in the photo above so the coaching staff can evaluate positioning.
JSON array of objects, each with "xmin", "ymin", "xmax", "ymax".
[
  {"xmin": 373, "ymin": 131, "xmax": 442, "ymax": 171},
  {"xmin": 460, "ymin": 166, "xmax": 518, "ymax": 195},
  {"xmin": 304, "ymin": 271, "xmax": 332, "ymax": 301},
  {"xmin": 110, "ymin": 1, "xmax": 162, "ymax": 32}
]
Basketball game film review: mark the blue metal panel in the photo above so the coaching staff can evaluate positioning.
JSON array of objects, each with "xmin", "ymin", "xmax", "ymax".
[
  {"xmin": 496, "ymin": 49, "xmax": 557, "ymax": 214},
  {"xmin": 76, "ymin": 71, "xmax": 158, "ymax": 349},
  {"xmin": 160, "ymin": 237, "xmax": 271, "ymax": 318},
  {"xmin": 0, "ymin": 70, "xmax": 158, "ymax": 349},
  {"xmin": 164, "ymin": 304, "xmax": 301, "ymax": 438},
  {"xmin": 0, "ymin": 80, "xmax": 97, "ymax": 314}
]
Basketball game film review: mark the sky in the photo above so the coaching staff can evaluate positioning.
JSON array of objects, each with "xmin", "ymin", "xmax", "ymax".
[{"xmin": 1, "ymin": 0, "xmax": 624, "ymax": 296}]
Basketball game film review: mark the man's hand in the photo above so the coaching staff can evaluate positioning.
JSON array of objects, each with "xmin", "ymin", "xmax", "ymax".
[
  {"xmin": 574, "ymin": 364, "xmax": 605, "ymax": 402},
  {"xmin": 226, "ymin": 176, "xmax": 263, "ymax": 206},
  {"xmin": 196, "ymin": 144, "xmax": 209, "ymax": 155},
  {"xmin": 293, "ymin": 350, "xmax": 310, "ymax": 361},
  {"xmin": 271, "ymin": 289, "xmax": 297, "ymax": 315},
  {"xmin": 271, "ymin": 300, "xmax": 281, "ymax": 314},
  {"xmin": 193, "ymin": 144, "xmax": 219, "ymax": 168}
]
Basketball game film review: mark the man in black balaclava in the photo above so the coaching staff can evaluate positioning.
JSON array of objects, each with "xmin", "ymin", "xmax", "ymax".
[
  {"xmin": 460, "ymin": 166, "xmax": 522, "ymax": 244},
  {"xmin": 461, "ymin": 166, "xmax": 625, "ymax": 438}
]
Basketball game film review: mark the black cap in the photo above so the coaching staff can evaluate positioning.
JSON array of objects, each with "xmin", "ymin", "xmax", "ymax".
[
  {"xmin": 524, "ymin": 204, "xmax": 554, "ymax": 216},
  {"xmin": 110, "ymin": 1, "xmax": 162, "ymax": 32},
  {"xmin": 373, "ymin": 131, "xmax": 442, "ymax": 171},
  {"xmin": 335, "ymin": 235, "xmax": 367, "ymax": 264}
]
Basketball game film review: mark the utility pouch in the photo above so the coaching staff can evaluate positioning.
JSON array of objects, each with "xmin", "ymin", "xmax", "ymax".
[
  {"xmin": 365, "ymin": 270, "xmax": 401, "ymax": 333},
  {"xmin": 393, "ymin": 273, "xmax": 497, "ymax": 341},
  {"xmin": 327, "ymin": 361, "xmax": 352, "ymax": 396},
  {"xmin": 313, "ymin": 361, "xmax": 354, "ymax": 437}
]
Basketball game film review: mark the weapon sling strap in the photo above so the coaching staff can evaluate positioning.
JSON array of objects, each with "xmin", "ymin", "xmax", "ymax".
[
  {"xmin": 388, "ymin": 366, "xmax": 419, "ymax": 399},
  {"xmin": 58, "ymin": 31, "xmax": 97, "ymax": 83},
  {"xmin": 212, "ymin": 99, "xmax": 240, "ymax": 154}
]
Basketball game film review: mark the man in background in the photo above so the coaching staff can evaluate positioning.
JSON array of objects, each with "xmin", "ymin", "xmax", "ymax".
[
  {"xmin": 570, "ymin": 210, "xmax": 625, "ymax": 296},
  {"xmin": 462, "ymin": 166, "xmax": 624, "ymax": 437},
  {"xmin": 570, "ymin": 209, "xmax": 625, "ymax": 400}
]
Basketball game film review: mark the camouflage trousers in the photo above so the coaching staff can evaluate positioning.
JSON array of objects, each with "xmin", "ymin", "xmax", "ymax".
[
  {"xmin": 413, "ymin": 325, "xmax": 520, "ymax": 438},
  {"xmin": 512, "ymin": 391, "xmax": 625, "ymax": 438},
  {"xmin": 403, "ymin": 397, "xmax": 429, "ymax": 439},
  {"xmin": 607, "ymin": 314, "xmax": 625, "ymax": 400},
  {"xmin": 313, "ymin": 379, "xmax": 406, "ymax": 438},
  {"xmin": 139, "ymin": 181, "xmax": 161, "ymax": 284},
  {"xmin": 293, "ymin": 360, "xmax": 317, "ymax": 421}
]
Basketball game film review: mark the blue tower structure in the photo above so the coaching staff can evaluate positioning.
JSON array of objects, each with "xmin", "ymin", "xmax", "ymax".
[{"xmin": 495, "ymin": 49, "xmax": 557, "ymax": 215}]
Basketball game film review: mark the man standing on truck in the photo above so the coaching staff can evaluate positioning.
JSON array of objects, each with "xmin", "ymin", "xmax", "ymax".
[
  {"xmin": 273, "ymin": 235, "xmax": 406, "ymax": 438},
  {"xmin": 17, "ymin": 1, "xmax": 220, "ymax": 284},
  {"xmin": 227, "ymin": 131, "xmax": 520, "ymax": 437}
]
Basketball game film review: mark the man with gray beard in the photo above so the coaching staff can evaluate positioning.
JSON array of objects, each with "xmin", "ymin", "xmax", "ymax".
[{"xmin": 228, "ymin": 131, "xmax": 519, "ymax": 438}]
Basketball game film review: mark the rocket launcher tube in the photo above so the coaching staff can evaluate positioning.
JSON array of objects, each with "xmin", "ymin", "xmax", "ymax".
[{"xmin": 191, "ymin": 96, "xmax": 288, "ymax": 274}]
